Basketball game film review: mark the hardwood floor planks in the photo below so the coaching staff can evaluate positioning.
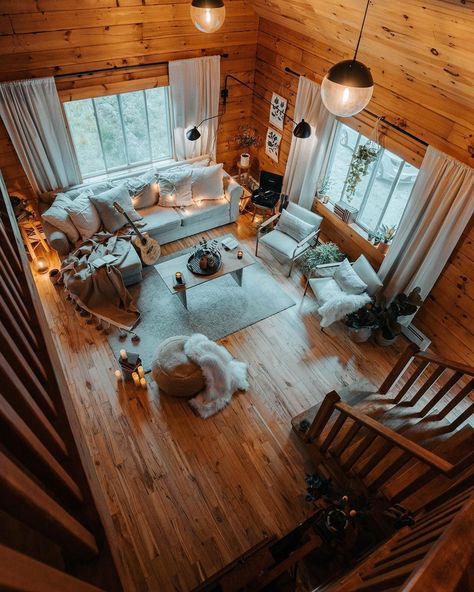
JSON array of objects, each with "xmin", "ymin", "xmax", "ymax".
[{"xmin": 34, "ymin": 215, "xmax": 403, "ymax": 591}]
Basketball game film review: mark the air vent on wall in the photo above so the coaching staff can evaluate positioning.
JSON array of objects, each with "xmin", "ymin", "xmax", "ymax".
[{"xmin": 401, "ymin": 323, "xmax": 432, "ymax": 351}]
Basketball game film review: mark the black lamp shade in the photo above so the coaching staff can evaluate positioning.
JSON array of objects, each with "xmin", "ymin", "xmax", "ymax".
[
  {"xmin": 186, "ymin": 126, "xmax": 201, "ymax": 141},
  {"xmin": 326, "ymin": 59, "xmax": 373, "ymax": 88},
  {"xmin": 293, "ymin": 119, "xmax": 311, "ymax": 139}
]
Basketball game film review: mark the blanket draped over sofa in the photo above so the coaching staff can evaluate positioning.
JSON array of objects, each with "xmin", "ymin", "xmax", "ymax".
[{"xmin": 61, "ymin": 233, "xmax": 140, "ymax": 330}]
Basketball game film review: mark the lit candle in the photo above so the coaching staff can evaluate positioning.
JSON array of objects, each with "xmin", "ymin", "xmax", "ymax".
[
  {"xmin": 140, "ymin": 377, "xmax": 147, "ymax": 390},
  {"xmin": 120, "ymin": 349, "xmax": 127, "ymax": 360},
  {"xmin": 237, "ymin": 250, "xmax": 243, "ymax": 260},
  {"xmin": 131, "ymin": 372, "xmax": 140, "ymax": 387},
  {"xmin": 35, "ymin": 256, "xmax": 49, "ymax": 274},
  {"xmin": 175, "ymin": 271, "xmax": 183, "ymax": 284},
  {"xmin": 114, "ymin": 369, "xmax": 123, "ymax": 381},
  {"xmin": 137, "ymin": 366, "xmax": 145, "ymax": 378}
]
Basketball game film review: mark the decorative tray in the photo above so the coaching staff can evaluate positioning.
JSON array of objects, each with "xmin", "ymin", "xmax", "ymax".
[{"xmin": 187, "ymin": 252, "xmax": 222, "ymax": 276}]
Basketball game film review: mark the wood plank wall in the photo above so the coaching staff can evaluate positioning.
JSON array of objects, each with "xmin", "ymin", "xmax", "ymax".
[
  {"xmin": 250, "ymin": 17, "xmax": 474, "ymax": 365},
  {"xmin": 0, "ymin": 0, "xmax": 258, "ymax": 198}
]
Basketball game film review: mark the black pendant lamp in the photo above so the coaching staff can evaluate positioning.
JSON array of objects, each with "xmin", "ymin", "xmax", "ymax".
[
  {"xmin": 321, "ymin": 0, "xmax": 374, "ymax": 117},
  {"xmin": 190, "ymin": 0, "xmax": 226, "ymax": 33}
]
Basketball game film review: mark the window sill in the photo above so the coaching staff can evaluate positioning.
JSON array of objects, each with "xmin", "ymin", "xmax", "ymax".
[
  {"xmin": 315, "ymin": 200, "xmax": 386, "ymax": 268},
  {"xmin": 83, "ymin": 158, "xmax": 176, "ymax": 185}
]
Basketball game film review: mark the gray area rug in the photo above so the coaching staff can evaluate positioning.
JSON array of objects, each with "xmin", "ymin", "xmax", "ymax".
[{"xmin": 108, "ymin": 238, "xmax": 295, "ymax": 370}]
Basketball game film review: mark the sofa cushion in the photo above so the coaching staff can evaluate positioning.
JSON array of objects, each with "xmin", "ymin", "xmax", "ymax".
[
  {"xmin": 90, "ymin": 184, "xmax": 141, "ymax": 233},
  {"xmin": 158, "ymin": 169, "xmax": 193, "ymax": 207},
  {"xmin": 352, "ymin": 255, "xmax": 383, "ymax": 296},
  {"xmin": 139, "ymin": 205, "xmax": 182, "ymax": 235},
  {"xmin": 177, "ymin": 199, "xmax": 229, "ymax": 227},
  {"xmin": 42, "ymin": 193, "xmax": 80, "ymax": 244},
  {"xmin": 259, "ymin": 229, "xmax": 307, "ymax": 259},
  {"xmin": 287, "ymin": 202, "xmax": 323, "ymax": 230},
  {"xmin": 125, "ymin": 170, "xmax": 159, "ymax": 209},
  {"xmin": 191, "ymin": 163, "xmax": 224, "ymax": 201},
  {"xmin": 334, "ymin": 258, "xmax": 368, "ymax": 295},
  {"xmin": 65, "ymin": 190, "xmax": 101, "ymax": 240}
]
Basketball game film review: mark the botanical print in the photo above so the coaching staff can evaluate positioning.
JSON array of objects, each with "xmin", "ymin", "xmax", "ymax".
[
  {"xmin": 269, "ymin": 93, "xmax": 287, "ymax": 130},
  {"xmin": 265, "ymin": 127, "xmax": 282, "ymax": 163}
]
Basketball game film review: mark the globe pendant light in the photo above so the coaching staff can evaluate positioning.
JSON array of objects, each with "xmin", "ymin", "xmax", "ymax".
[
  {"xmin": 190, "ymin": 0, "xmax": 226, "ymax": 33},
  {"xmin": 321, "ymin": 0, "xmax": 374, "ymax": 117}
]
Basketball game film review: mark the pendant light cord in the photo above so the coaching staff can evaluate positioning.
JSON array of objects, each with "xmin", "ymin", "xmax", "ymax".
[{"xmin": 353, "ymin": 0, "xmax": 371, "ymax": 61}]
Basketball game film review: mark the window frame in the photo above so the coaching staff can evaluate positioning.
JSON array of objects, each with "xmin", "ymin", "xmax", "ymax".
[
  {"xmin": 65, "ymin": 87, "xmax": 174, "ymax": 179},
  {"xmin": 321, "ymin": 121, "xmax": 417, "ymax": 234}
]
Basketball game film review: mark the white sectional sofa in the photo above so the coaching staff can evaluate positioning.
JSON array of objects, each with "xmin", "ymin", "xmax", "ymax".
[{"xmin": 40, "ymin": 157, "xmax": 243, "ymax": 285}]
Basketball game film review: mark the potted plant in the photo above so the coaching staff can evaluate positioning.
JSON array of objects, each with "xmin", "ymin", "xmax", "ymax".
[
  {"xmin": 316, "ymin": 177, "xmax": 332, "ymax": 204},
  {"xmin": 232, "ymin": 126, "xmax": 262, "ymax": 168},
  {"xmin": 344, "ymin": 142, "xmax": 379, "ymax": 204},
  {"xmin": 373, "ymin": 287, "xmax": 423, "ymax": 346},
  {"xmin": 298, "ymin": 242, "xmax": 345, "ymax": 277},
  {"xmin": 344, "ymin": 303, "xmax": 378, "ymax": 343},
  {"xmin": 377, "ymin": 224, "xmax": 397, "ymax": 254}
]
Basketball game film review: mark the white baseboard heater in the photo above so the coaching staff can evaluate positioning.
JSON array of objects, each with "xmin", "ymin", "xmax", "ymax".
[{"xmin": 401, "ymin": 323, "xmax": 432, "ymax": 351}]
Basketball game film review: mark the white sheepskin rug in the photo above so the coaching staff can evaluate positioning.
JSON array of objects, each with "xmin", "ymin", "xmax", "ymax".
[{"xmin": 184, "ymin": 333, "xmax": 249, "ymax": 418}]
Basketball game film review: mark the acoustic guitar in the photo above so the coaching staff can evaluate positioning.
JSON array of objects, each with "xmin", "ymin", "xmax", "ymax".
[{"xmin": 113, "ymin": 201, "xmax": 161, "ymax": 265}]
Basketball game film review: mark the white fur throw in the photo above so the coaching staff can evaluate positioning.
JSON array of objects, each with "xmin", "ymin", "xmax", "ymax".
[
  {"xmin": 318, "ymin": 292, "xmax": 371, "ymax": 328},
  {"xmin": 184, "ymin": 334, "xmax": 249, "ymax": 418}
]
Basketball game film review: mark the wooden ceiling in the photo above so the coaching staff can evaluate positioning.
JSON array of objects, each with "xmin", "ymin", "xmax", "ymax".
[{"xmin": 251, "ymin": 0, "xmax": 474, "ymax": 162}]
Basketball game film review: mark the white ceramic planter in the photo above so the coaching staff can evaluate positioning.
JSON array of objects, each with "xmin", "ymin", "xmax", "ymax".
[{"xmin": 240, "ymin": 153, "xmax": 250, "ymax": 167}]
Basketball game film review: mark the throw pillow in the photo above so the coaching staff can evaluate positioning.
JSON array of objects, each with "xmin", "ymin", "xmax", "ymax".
[
  {"xmin": 65, "ymin": 190, "xmax": 101, "ymax": 241},
  {"xmin": 352, "ymin": 255, "xmax": 383, "ymax": 296},
  {"xmin": 276, "ymin": 209, "xmax": 314, "ymax": 243},
  {"xmin": 192, "ymin": 163, "xmax": 224, "ymax": 201},
  {"xmin": 42, "ymin": 193, "xmax": 80, "ymax": 244},
  {"xmin": 90, "ymin": 183, "xmax": 142, "ymax": 233},
  {"xmin": 333, "ymin": 258, "xmax": 368, "ymax": 295},
  {"xmin": 125, "ymin": 171, "xmax": 159, "ymax": 209},
  {"xmin": 158, "ymin": 169, "xmax": 193, "ymax": 207}
]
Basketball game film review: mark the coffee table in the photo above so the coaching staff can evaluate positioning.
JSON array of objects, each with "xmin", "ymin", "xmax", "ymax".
[{"xmin": 154, "ymin": 242, "xmax": 256, "ymax": 310}]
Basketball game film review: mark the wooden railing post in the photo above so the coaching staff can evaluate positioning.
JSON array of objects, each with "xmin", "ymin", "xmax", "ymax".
[
  {"xmin": 379, "ymin": 343, "xmax": 419, "ymax": 394},
  {"xmin": 305, "ymin": 391, "xmax": 340, "ymax": 442}
]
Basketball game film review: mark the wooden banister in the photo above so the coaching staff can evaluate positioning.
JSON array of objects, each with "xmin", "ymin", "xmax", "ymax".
[
  {"xmin": 379, "ymin": 343, "xmax": 419, "ymax": 394},
  {"xmin": 403, "ymin": 499, "xmax": 474, "ymax": 592},
  {"xmin": 414, "ymin": 351, "xmax": 474, "ymax": 377},
  {"xmin": 335, "ymin": 401, "xmax": 453, "ymax": 474}
]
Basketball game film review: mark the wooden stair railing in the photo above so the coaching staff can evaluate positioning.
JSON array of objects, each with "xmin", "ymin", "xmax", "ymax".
[
  {"xmin": 0, "ymin": 173, "xmax": 121, "ymax": 590},
  {"xmin": 304, "ymin": 390, "xmax": 472, "ymax": 503},
  {"xmin": 313, "ymin": 482, "xmax": 474, "ymax": 592}
]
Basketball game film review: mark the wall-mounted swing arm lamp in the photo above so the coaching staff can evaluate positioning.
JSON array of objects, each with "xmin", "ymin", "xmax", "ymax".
[
  {"xmin": 186, "ymin": 74, "xmax": 312, "ymax": 142},
  {"xmin": 221, "ymin": 74, "xmax": 311, "ymax": 139}
]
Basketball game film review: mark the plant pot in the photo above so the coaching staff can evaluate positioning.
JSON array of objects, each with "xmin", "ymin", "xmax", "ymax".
[
  {"xmin": 49, "ymin": 268, "xmax": 61, "ymax": 285},
  {"xmin": 240, "ymin": 153, "xmax": 250, "ymax": 168},
  {"xmin": 348, "ymin": 326, "xmax": 372, "ymax": 343},
  {"xmin": 377, "ymin": 242, "xmax": 389, "ymax": 255},
  {"xmin": 375, "ymin": 329, "xmax": 397, "ymax": 347}
]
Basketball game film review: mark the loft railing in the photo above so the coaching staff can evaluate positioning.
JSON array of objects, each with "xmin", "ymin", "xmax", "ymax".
[{"xmin": 0, "ymin": 173, "xmax": 121, "ymax": 590}]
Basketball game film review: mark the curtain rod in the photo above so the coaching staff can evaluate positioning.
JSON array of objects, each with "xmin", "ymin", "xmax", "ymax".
[
  {"xmin": 54, "ymin": 53, "xmax": 229, "ymax": 80},
  {"xmin": 284, "ymin": 66, "xmax": 428, "ymax": 147}
]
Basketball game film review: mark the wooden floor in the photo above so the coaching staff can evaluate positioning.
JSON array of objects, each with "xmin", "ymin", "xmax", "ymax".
[{"xmin": 35, "ymin": 214, "xmax": 406, "ymax": 592}]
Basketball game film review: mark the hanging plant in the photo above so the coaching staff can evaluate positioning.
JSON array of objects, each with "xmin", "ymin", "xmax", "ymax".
[{"xmin": 344, "ymin": 142, "xmax": 379, "ymax": 202}]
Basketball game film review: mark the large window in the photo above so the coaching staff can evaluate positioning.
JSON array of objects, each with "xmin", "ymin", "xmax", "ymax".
[
  {"xmin": 64, "ymin": 87, "xmax": 173, "ymax": 178},
  {"xmin": 322, "ymin": 122, "xmax": 418, "ymax": 234}
]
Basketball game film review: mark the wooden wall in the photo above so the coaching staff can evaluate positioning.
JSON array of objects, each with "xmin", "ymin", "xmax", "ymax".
[
  {"xmin": 250, "ymin": 15, "xmax": 474, "ymax": 365},
  {"xmin": 0, "ymin": 0, "xmax": 258, "ymax": 197}
]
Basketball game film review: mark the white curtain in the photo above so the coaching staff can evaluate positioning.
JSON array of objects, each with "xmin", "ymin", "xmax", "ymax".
[
  {"xmin": 0, "ymin": 77, "xmax": 81, "ymax": 194},
  {"xmin": 379, "ymin": 146, "xmax": 474, "ymax": 301},
  {"xmin": 169, "ymin": 56, "xmax": 220, "ymax": 161},
  {"xmin": 282, "ymin": 76, "xmax": 336, "ymax": 209}
]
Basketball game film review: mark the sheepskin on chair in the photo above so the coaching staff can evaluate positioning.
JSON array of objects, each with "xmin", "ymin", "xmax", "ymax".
[{"xmin": 184, "ymin": 333, "xmax": 249, "ymax": 418}]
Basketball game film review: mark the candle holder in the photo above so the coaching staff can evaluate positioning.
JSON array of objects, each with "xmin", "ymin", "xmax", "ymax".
[
  {"xmin": 175, "ymin": 271, "xmax": 183, "ymax": 284},
  {"xmin": 237, "ymin": 250, "xmax": 243, "ymax": 260},
  {"xmin": 35, "ymin": 256, "xmax": 49, "ymax": 274},
  {"xmin": 118, "ymin": 351, "xmax": 143, "ymax": 382}
]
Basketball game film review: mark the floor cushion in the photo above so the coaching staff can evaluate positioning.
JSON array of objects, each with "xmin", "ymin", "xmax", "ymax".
[{"xmin": 151, "ymin": 335, "xmax": 205, "ymax": 397}]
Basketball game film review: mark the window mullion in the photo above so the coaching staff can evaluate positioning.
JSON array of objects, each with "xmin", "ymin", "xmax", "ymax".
[
  {"xmin": 91, "ymin": 98, "xmax": 109, "ymax": 173},
  {"xmin": 143, "ymin": 90, "xmax": 153, "ymax": 162},
  {"xmin": 375, "ymin": 159, "xmax": 406, "ymax": 231},
  {"xmin": 116, "ymin": 94, "xmax": 131, "ymax": 167}
]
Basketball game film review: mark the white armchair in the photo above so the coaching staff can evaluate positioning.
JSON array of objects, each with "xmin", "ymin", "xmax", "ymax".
[
  {"xmin": 255, "ymin": 202, "xmax": 323, "ymax": 276},
  {"xmin": 303, "ymin": 255, "xmax": 383, "ymax": 328}
]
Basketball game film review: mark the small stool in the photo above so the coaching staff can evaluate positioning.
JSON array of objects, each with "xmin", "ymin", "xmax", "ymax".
[{"xmin": 151, "ymin": 335, "xmax": 205, "ymax": 398}]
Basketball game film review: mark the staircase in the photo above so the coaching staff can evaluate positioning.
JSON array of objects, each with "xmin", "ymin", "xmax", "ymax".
[{"xmin": 292, "ymin": 344, "xmax": 474, "ymax": 511}]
